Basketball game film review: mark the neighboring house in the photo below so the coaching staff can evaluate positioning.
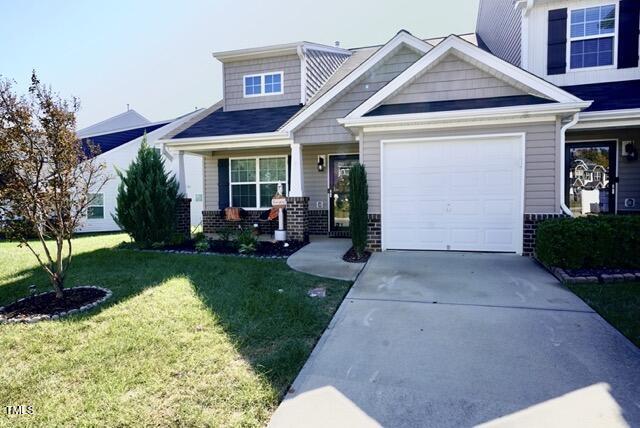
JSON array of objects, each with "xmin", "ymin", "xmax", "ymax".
[
  {"xmin": 77, "ymin": 109, "xmax": 204, "ymax": 233},
  {"xmin": 477, "ymin": 0, "xmax": 640, "ymax": 219},
  {"xmin": 157, "ymin": 1, "xmax": 639, "ymax": 256}
]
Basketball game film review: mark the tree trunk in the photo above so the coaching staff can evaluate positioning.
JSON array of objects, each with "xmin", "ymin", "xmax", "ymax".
[{"xmin": 51, "ymin": 273, "xmax": 64, "ymax": 299}]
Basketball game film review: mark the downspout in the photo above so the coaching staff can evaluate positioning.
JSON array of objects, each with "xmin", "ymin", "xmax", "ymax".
[{"xmin": 560, "ymin": 113, "xmax": 579, "ymax": 216}]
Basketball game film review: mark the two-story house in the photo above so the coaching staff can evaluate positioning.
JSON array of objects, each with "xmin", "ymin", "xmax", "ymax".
[
  {"xmin": 477, "ymin": 0, "xmax": 640, "ymax": 219},
  {"xmin": 158, "ymin": 2, "xmax": 638, "ymax": 256}
]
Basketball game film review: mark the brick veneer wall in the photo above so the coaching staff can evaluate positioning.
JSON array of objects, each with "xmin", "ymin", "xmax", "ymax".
[
  {"xmin": 308, "ymin": 210, "xmax": 328, "ymax": 235},
  {"xmin": 286, "ymin": 197, "xmax": 309, "ymax": 243},
  {"xmin": 203, "ymin": 210, "xmax": 279, "ymax": 235},
  {"xmin": 523, "ymin": 213, "xmax": 567, "ymax": 256},
  {"xmin": 366, "ymin": 214, "xmax": 382, "ymax": 252},
  {"xmin": 175, "ymin": 198, "xmax": 191, "ymax": 238}
]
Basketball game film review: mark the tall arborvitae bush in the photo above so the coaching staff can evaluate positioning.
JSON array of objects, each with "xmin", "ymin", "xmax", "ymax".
[
  {"xmin": 349, "ymin": 163, "xmax": 369, "ymax": 257},
  {"xmin": 114, "ymin": 138, "xmax": 180, "ymax": 247}
]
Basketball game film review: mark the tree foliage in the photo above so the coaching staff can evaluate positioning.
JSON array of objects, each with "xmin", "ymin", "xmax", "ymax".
[
  {"xmin": 0, "ymin": 72, "xmax": 108, "ymax": 298},
  {"xmin": 114, "ymin": 140, "xmax": 180, "ymax": 247},
  {"xmin": 348, "ymin": 163, "xmax": 368, "ymax": 257}
]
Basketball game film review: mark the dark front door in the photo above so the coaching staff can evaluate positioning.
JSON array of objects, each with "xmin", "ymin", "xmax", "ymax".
[
  {"xmin": 329, "ymin": 155, "xmax": 359, "ymax": 231},
  {"xmin": 565, "ymin": 141, "xmax": 617, "ymax": 215}
]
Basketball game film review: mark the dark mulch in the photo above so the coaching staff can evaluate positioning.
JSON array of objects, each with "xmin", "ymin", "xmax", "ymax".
[
  {"xmin": 565, "ymin": 267, "xmax": 640, "ymax": 278},
  {"xmin": 0, "ymin": 287, "xmax": 107, "ymax": 320},
  {"xmin": 342, "ymin": 247, "xmax": 371, "ymax": 263},
  {"xmin": 162, "ymin": 239, "xmax": 306, "ymax": 257}
]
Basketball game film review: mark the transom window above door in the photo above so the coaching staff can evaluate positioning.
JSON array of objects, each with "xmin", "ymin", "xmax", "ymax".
[
  {"xmin": 569, "ymin": 4, "xmax": 616, "ymax": 69},
  {"xmin": 243, "ymin": 72, "xmax": 283, "ymax": 97},
  {"xmin": 230, "ymin": 157, "xmax": 287, "ymax": 208}
]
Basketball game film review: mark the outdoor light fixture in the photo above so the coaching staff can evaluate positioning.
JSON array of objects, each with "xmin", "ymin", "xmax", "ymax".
[
  {"xmin": 317, "ymin": 155, "xmax": 326, "ymax": 172},
  {"xmin": 623, "ymin": 142, "xmax": 638, "ymax": 161}
]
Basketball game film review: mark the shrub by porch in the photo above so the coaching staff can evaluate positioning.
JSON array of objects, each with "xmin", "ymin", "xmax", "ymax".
[{"xmin": 536, "ymin": 216, "xmax": 640, "ymax": 270}]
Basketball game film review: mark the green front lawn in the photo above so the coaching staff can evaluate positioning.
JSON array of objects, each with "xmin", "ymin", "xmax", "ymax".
[
  {"xmin": 569, "ymin": 282, "xmax": 640, "ymax": 348},
  {"xmin": 0, "ymin": 233, "xmax": 350, "ymax": 427}
]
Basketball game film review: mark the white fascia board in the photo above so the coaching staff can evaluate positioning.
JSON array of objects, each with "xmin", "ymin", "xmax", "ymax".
[
  {"xmin": 573, "ymin": 108, "xmax": 640, "ymax": 129},
  {"xmin": 160, "ymin": 131, "xmax": 292, "ymax": 147},
  {"xmin": 280, "ymin": 31, "xmax": 433, "ymax": 133},
  {"xmin": 212, "ymin": 41, "xmax": 351, "ymax": 63},
  {"xmin": 339, "ymin": 101, "xmax": 591, "ymax": 128},
  {"xmin": 347, "ymin": 35, "xmax": 584, "ymax": 119},
  {"xmin": 301, "ymin": 42, "xmax": 351, "ymax": 56},
  {"xmin": 162, "ymin": 139, "xmax": 292, "ymax": 152}
]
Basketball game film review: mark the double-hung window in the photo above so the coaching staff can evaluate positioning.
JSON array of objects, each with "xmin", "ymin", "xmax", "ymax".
[
  {"xmin": 87, "ymin": 193, "xmax": 104, "ymax": 219},
  {"xmin": 243, "ymin": 72, "xmax": 283, "ymax": 97},
  {"xmin": 569, "ymin": 4, "xmax": 616, "ymax": 69},
  {"xmin": 230, "ymin": 157, "xmax": 287, "ymax": 208}
]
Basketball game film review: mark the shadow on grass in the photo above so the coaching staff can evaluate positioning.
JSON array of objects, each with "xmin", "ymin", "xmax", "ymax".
[{"xmin": 0, "ymin": 245, "xmax": 351, "ymax": 396}]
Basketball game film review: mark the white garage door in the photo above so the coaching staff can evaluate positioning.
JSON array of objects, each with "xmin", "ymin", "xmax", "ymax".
[{"xmin": 382, "ymin": 135, "xmax": 524, "ymax": 253}]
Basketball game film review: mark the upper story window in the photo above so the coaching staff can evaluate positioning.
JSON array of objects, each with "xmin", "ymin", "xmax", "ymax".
[
  {"xmin": 243, "ymin": 72, "xmax": 283, "ymax": 97},
  {"xmin": 87, "ymin": 193, "xmax": 104, "ymax": 219},
  {"xmin": 569, "ymin": 4, "xmax": 616, "ymax": 69}
]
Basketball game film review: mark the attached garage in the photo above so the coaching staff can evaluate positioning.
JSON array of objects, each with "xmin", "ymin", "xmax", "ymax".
[{"xmin": 381, "ymin": 134, "xmax": 524, "ymax": 253}]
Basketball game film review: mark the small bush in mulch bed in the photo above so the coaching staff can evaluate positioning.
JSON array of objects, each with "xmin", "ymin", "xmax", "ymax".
[
  {"xmin": 0, "ymin": 286, "xmax": 112, "ymax": 324},
  {"xmin": 342, "ymin": 246, "xmax": 371, "ymax": 263}
]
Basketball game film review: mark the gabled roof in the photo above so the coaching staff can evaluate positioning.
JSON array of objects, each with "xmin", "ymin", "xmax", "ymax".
[
  {"xmin": 561, "ymin": 80, "xmax": 640, "ymax": 112},
  {"xmin": 280, "ymin": 30, "xmax": 434, "ymax": 132},
  {"xmin": 346, "ymin": 35, "xmax": 587, "ymax": 120},
  {"xmin": 77, "ymin": 109, "xmax": 151, "ymax": 138},
  {"xmin": 172, "ymin": 105, "xmax": 303, "ymax": 139},
  {"xmin": 81, "ymin": 122, "xmax": 169, "ymax": 154}
]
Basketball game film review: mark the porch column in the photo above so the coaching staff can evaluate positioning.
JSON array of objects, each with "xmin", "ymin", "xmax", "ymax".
[
  {"xmin": 289, "ymin": 142, "xmax": 304, "ymax": 197},
  {"xmin": 177, "ymin": 150, "xmax": 187, "ymax": 195}
]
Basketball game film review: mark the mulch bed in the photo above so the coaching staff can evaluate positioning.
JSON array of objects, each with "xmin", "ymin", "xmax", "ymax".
[
  {"xmin": 342, "ymin": 247, "xmax": 371, "ymax": 263},
  {"xmin": 564, "ymin": 267, "xmax": 640, "ymax": 278},
  {"xmin": 0, "ymin": 286, "xmax": 111, "ymax": 324},
  {"xmin": 159, "ymin": 239, "xmax": 307, "ymax": 258}
]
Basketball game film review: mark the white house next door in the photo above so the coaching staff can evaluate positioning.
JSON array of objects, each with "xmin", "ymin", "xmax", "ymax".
[{"xmin": 381, "ymin": 134, "xmax": 524, "ymax": 253}]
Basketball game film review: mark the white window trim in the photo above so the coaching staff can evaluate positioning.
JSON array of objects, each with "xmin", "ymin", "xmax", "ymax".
[
  {"xmin": 242, "ymin": 71, "xmax": 284, "ymax": 98},
  {"xmin": 87, "ymin": 192, "xmax": 104, "ymax": 219},
  {"xmin": 566, "ymin": 3, "xmax": 619, "ymax": 71},
  {"xmin": 229, "ymin": 155, "xmax": 288, "ymax": 210}
]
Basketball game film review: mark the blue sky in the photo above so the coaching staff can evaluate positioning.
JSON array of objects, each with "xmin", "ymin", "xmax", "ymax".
[{"xmin": 1, "ymin": 0, "xmax": 479, "ymax": 129}]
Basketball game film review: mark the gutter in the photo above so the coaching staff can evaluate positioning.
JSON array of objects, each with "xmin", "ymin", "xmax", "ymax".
[{"xmin": 559, "ymin": 113, "xmax": 579, "ymax": 216}]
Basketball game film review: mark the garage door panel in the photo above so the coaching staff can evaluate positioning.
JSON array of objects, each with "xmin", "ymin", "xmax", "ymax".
[{"xmin": 382, "ymin": 136, "xmax": 523, "ymax": 253}]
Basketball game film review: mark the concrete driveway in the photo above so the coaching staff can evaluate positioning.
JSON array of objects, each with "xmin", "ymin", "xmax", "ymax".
[{"xmin": 270, "ymin": 251, "xmax": 640, "ymax": 428}]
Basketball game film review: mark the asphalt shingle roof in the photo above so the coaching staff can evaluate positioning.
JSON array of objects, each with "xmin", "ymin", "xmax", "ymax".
[
  {"xmin": 561, "ymin": 79, "xmax": 640, "ymax": 112},
  {"xmin": 172, "ymin": 105, "xmax": 303, "ymax": 139},
  {"xmin": 81, "ymin": 122, "xmax": 168, "ymax": 154},
  {"xmin": 364, "ymin": 95, "xmax": 555, "ymax": 116}
]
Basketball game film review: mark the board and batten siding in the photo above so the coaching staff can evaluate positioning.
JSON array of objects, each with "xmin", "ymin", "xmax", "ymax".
[
  {"xmin": 567, "ymin": 128, "xmax": 640, "ymax": 212},
  {"xmin": 202, "ymin": 144, "xmax": 357, "ymax": 211},
  {"xmin": 223, "ymin": 54, "xmax": 301, "ymax": 112},
  {"xmin": 476, "ymin": 0, "xmax": 522, "ymax": 66},
  {"xmin": 361, "ymin": 122, "xmax": 560, "ymax": 215},
  {"xmin": 386, "ymin": 54, "xmax": 525, "ymax": 105},
  {"xmin": 294, "ymin": 46, "xmax": 422, "ymax": 145}
]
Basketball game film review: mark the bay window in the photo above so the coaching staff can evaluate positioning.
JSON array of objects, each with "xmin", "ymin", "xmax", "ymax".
[{"xmin": 230, "ymin": 157, "xmax": 287, "ymax": 208}]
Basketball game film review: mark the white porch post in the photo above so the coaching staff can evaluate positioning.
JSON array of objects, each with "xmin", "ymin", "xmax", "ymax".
[
  {"xmin": 289, "ymin": 142, "xmax": 304, "ymax": 197},
  {"xmin": 177, "ymin": 150, "xmax": 187, "ymax": 195}
]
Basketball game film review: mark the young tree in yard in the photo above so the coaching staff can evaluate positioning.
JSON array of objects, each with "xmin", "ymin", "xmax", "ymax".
[
  {"xmin": 114, "ymin": 139, "xmax": 180, "ymax": 247},
  {"xmin": 348, "ymin": 163, "xmax": 368, "ymax": 258},
  {"xmin": 0, "ymin": 72, "xmax": 108, "ymax": 298}
]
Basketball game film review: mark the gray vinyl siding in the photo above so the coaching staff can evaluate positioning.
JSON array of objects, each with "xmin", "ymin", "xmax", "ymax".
[
  {"xmin": 305, "ymin": 49, "xmax": 351, "ymax": 102},
  {"xmin": 567, "ymin": 129, "xmax": 640, "ymax": 212},
  {"xmin": 362, "ymin": 122, "xmax": 560, "ymax": 215},
  {"xmin": 303, "ymin": 144, "xmax": 359, "ymax": 209},
  {"xmin": 387, "ymin": 54, "xmax": 525, "ymax": 104},
  {"xmin": 223, "ymin": 54, "xmax": 301, "ymax": 111},
  {"xmin": 294, "ymin": 46, "xmax": 422, "ymax": 144},
  {"xmin": 202, "ymin": 144, "xmax": 357, "ymax": 211},
  {"xmin": 476, "ymin": 0, "xmax": 522, "ymax": 66}
]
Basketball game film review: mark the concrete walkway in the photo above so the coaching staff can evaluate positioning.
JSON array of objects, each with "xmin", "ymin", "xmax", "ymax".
[
  {"xmin": 287, "ymin": 236, "xmax": 365, "ymax": 281},
  {"xmin": 271, "ymin": 251, "xmax": 640, "ymax": 428}
]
